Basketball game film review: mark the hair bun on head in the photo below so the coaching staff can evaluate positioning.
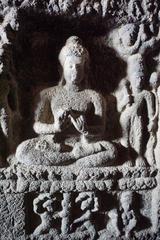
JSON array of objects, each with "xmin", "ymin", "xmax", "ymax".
[
  {"xmin": 65, "ymin": 36, "xmax": 82, "ymax": 45},
  {"xmin": 58, "ymin": 36, "xmax": 89, "ymax": 67}
]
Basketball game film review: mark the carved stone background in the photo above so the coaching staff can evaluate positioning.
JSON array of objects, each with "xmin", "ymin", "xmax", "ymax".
[{"xmin": 0, "ymin": 0, "xmax": 160, "ymax": 239}]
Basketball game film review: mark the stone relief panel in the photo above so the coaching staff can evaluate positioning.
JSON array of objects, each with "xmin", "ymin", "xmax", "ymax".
[
  {"xmin": 0, "ymin": 19, "xmax": 160, "ymax": 169},
  {"xmin": 21, "ymin": 190, "xmax": 154, "ymax": 239},
  {"xmin": 0, "ymin": 0, "xmax": 160, "ymax": 239},
  {"xmin": 10, "ymin": 32, "xmax": 160, "ymax": 169},
  {"xmin": 0, "ymin": 164, "xmax": 158, "ymax": 238},
  {"xmin": 15, "ymin": 36, "xmax": 118, "ymax": 167}
]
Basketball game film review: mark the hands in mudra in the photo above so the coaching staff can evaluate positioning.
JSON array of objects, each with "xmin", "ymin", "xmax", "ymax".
[
  {"xmin": 56, "ymin": 109, "xmax": 88, "ymax": 135},
  {"xmin": 69, "ymin": 113, "xmax": 88, "ymax": 135}
]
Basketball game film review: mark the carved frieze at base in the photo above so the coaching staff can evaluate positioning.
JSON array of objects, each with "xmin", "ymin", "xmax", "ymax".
[{"xmin": 0, "ymin": 165, "xmax": 159, "ymax": 239}]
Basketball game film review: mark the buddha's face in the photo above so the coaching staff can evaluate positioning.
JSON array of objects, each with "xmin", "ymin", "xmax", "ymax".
[{"xmin": 63, "ymin": 56, "xmax": 85, "ymax": 86}]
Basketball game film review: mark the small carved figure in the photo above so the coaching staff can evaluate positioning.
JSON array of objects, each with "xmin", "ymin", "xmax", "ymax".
[
  {"xmin": 33, "ymin": 193, "xmax": 73, "ymax": 236},
  {"xmin": 71, "ymin": 192, "xmax": 99, "ymax": 240},
  {"xmin": 15, "ymin": 36, "xmax": 117, "ymax": 166},
  {"xmin": 33, "ymin": 193, "xmax": 60, "ymax": 236},
  {"xmin": 111, "ymin": 23, "xmax": 160, "ymax": 58},
  {"xmin": 110, "ymin": 21, "xmax": 160, "ymax": 166},
  {"xmin": 153, "ymin": 54, "xmax": 160, "ymax": 167},
  {"xmin": 145, "ymin": 71, "xmax": 160, "ymax": 165},
  {"xmin": 107, "ymin": 208, "xmax": 121, "ymax": 237},
  {"xmin": 120, "ymin": 191, "xmax": 137, "ymax": 238},
  {"xmin": 118, "ymin": 54, "xmax": 155, "ymax": 166}
]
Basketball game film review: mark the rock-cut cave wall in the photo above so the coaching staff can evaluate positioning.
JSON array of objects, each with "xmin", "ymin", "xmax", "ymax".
[{"xmin": 0, "ymin": 0, "xmax": 160, "ymax": 239}]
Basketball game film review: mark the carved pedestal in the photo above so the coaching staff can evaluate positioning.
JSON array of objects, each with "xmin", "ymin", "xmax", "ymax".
[{"xmin": 0, "ymin": 165, "xmax": 159, "ymax": 239}]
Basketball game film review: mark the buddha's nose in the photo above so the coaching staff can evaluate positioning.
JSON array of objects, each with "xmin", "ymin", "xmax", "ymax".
[
  {"xmin": 72, "ymin": 64, "xmax": 77, "ymax": 70},
  {"xmin": 72, "ymin": 66, "xmax": 78, "ymax": 75}
]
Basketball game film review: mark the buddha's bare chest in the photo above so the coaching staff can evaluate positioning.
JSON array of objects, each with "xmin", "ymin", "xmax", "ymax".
[{"xmin": 51, "ymin": 91, "xmax": 91, "ymax": 113}]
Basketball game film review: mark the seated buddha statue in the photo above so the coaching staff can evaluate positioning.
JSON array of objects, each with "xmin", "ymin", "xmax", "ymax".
[{"xmin": 15, "ymin": 36, "xmax": 117, "ymax": 167}]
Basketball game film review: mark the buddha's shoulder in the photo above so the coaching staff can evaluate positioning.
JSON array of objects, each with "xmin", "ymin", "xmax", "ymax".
[
  {"xmin": 84, "ymin": 89, "xmax": 103, "ymax": 99},
  {"xmin": 39, "ymin": 86, "xmax": 62, "ymax": 99}
]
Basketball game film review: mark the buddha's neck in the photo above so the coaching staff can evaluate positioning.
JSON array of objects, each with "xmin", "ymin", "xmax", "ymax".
[{"xmin": 65, "ymin": 83, "xmax": 81, "ymax": 92}]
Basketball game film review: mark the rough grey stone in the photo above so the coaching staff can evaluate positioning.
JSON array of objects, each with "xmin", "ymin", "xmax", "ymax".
[{"xmin": 0, "ymin": 0, "xmax": 160, "ymax": 239}]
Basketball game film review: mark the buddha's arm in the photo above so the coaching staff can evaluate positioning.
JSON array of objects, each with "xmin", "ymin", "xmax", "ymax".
[
  {"xmin": 0, "ymin": 103, "xmax": 10, "ymax": 137},
  {"xmin": 33, "ymin": 94, "xmax": 60, "ymax": 134},
  {"xmin": 89, "ymin": 93, "xmax": 106, "ymax": 136}
]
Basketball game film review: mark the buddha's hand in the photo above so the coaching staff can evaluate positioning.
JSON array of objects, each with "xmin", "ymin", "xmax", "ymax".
[
  {"xmin": 55, "ymin": 109, "xmax": 70, "ymax": 131},
  {"xmin": 69, "ymin": 114, "xmax": 88, "ymax": 135}
]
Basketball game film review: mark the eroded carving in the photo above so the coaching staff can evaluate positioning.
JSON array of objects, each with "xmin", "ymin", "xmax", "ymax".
[
  {"xmin": 28, "ymin": 191, "xmax": 152, "ymax": 239},
  {"xmin": 120, "ymin": 191, "xmax": 137, "ymax": 238},
  {"xmin": 116, "ymin": 54, "xmax": 156, "ymax": 167},
  {"xmin": 106, "ymin": 208, "xmax": 120, "ymax": 237},
  {"xmin": 110, "ymin": 23, "xmax": 160, "ymax": 58},
  {"xmin": 15, "ymin": 36, "xmax": 117, "ymax": 167},
  {"xmin": 71, "ymin": 192, "xmax": 99, "ymax": 239},
  {"xmin": 33, "ymin": 193, "xmax": 59, "ymax": 235},
  {"xmin": 0, "ymin": 1, "xmax": 160, "ymax": 239}
]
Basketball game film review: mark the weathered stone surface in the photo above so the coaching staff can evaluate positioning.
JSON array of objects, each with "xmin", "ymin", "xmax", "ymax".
[
  {"xmin": 0, "ymin": 0, "xmax": 160, "ymax": 239},
  {"xmin": 0, "ymin": 165, "xmax": 158, "ymax": 239},
  {"xmin": 0, "ymin": 193, "xmax": 25, "ymax": 240}
]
